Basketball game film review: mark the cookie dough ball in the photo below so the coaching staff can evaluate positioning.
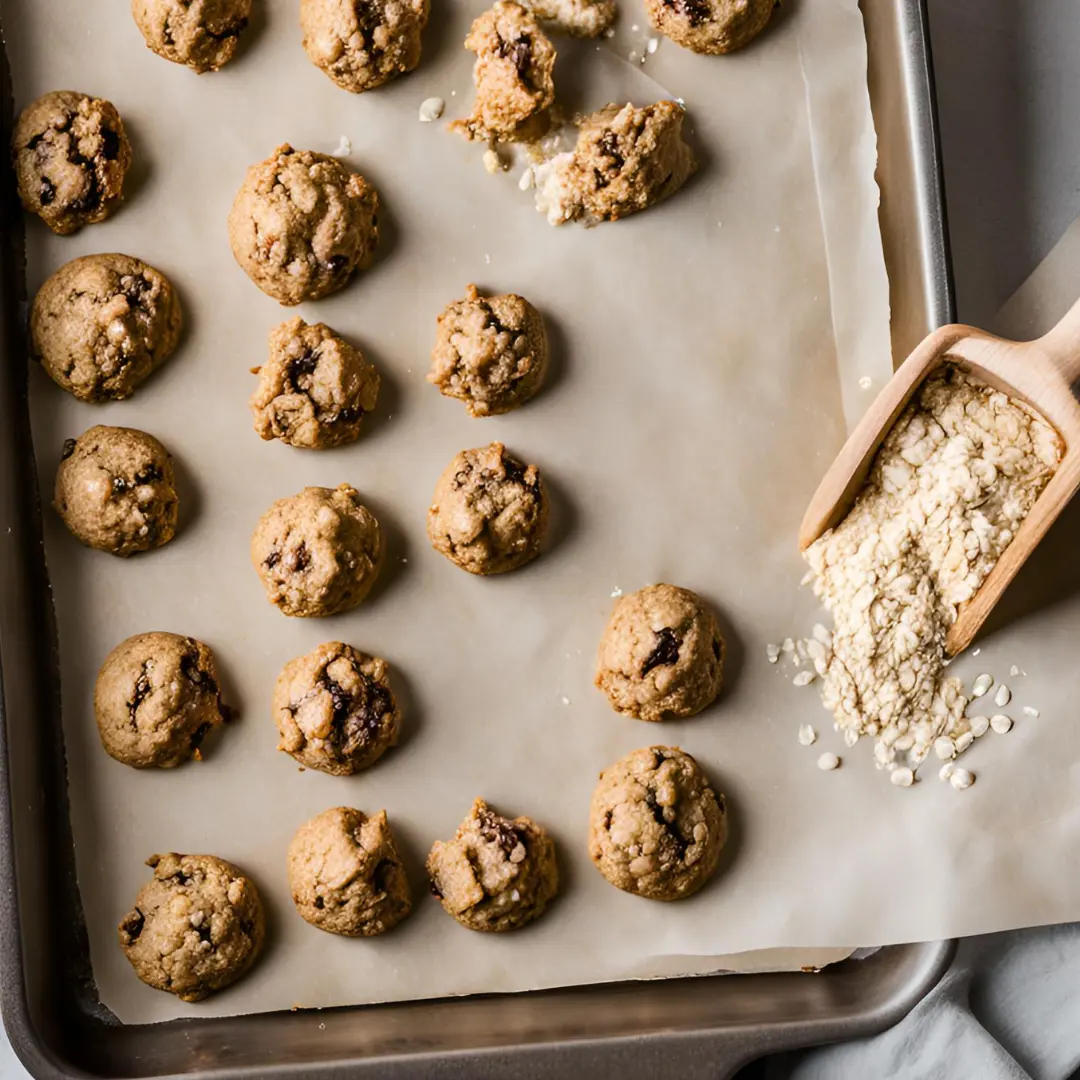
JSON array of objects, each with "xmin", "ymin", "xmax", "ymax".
[
  {"xmin": 428, "ymin": 285, "xmax": 547, "ymax": 417},
  {"xmin": 535, "ymin": 101, "xmax": 696, "ymax": 225},
  {"xmin": 589, "ymin": 746, "xmax": 726, "ymax": 900},
  {"xmin": 451, "ymin": 2, "xmax": 556, "ymax": 143},
  {"xmin": 427, "ymin": 442, "xmax": 548, "ymax": 575},
  {"xmin": 31, "ymin": 253, "xmax": 183, "ymax": 403},
  {"xmin": 645, "ymin": 0, "xmax": 772, "ymax": 54},
  {"xmin": 300, "ymin": 0, "xmax": 430, "ymax": 92},
  {"xmin": 118, "ymin": 853, "xmax": 265, "ymax": 1002},
  {"xmin": 595, "ymin": 583, "xmax": 724, "ymax": 722},
  {"xmin": 273, "ymin": 641, "xmax": 401, "ymax": 774},
  {"xmin": 95, "ymin": 633, "xmax": 230, "ymax": 768},
  {"xmin": 524, "ymin": 0, "xmax": 616, "ymax": 36},
  {"xmin": 228, "ymin": 144, "xmax": 380, "ymax": 306},
  {"xmin": 54, "ymin": 426, "xmax": 178, "ymax": 557},
  {"xmin": 426, "ymin": 798, "xmax": 558, "ymax": 931},
  {"xmin": 12, "ymin": 90, "xmax": 132, "ymax": 235},
  {"xmin": 250, "ymin": 318, "xmax": 380, "ymax": 449},
  {"xmin": 132, "ymin": 0, "xmax": 253, "ymax": 72},
  {"xmin": 288, "ymin": 807, "xmax": 412, "ymax": 935},
  {"xmin": 251, "ymin": 485, "xmax": 382, "ymax": 616}
]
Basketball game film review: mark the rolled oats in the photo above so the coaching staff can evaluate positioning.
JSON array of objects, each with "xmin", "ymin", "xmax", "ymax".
[
  {"xmin": 969, "ymin": 714, "xmax": 990, "ymax": 737},
  {"xmin": 949, "ymin": 768, "xmax": 975, "ymax": 790},
  {"xmin": 971, "ymin": 674, "xmax": 994, "ymax": 698},
  {"xmin": 994, "ymin": 683, "xmax": 1012, "ymax": 707},
  {"xmin": 990, "ymin": 713, "xmax": 1013, "ymax": 734},
  {"xmin": 890, "ymin": 767, "xmax": 914, "ymax": 787},
  {"xmin": 1023, "ymin": 706, "xmax": 1040, "ymax": 719},
  {"xmin": 817, "ymin": 752, "xmax": 840, "ymax": 771},
  {"xmin": 798, "ymin": 724, "xmax": 817, "ymax": 746}
]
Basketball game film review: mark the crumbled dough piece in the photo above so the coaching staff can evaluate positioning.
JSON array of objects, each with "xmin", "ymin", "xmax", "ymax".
[
  {"xmin": 419, "ymin": 97, "xmax": 445, "ymax": 122},
  {"xmin": 132, "ymin": 0, "xmax": 252, "ymax": 73},
  {"xmin": 524, "ymin": 0, "xmax": 616, "ymax": 37},
  {"xmin": 644, "ymin": 0, "xmax": 773, "ymax": 54}
]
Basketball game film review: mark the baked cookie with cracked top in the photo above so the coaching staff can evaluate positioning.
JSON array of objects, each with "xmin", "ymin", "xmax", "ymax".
[
  {"xmin": 54, "ymin": 425, "xmax": 178, "ymax": 556},
  {"xmin": 428, "ymin": 284, "xmax": 547, "ymax": 417},
  {"xmin": 451, "ymin": 1, "xmax": 556, "ymax": 143},
  {"xmin": 228, "ymin": 145, "xmax": 380, "ymax": 305},
  {"xmin": 132, "ymin": 0, "xmax": 253, "ymax": 72},
  {"xmin": 32, "ymin": 253, "xmax": 182, "ymax": 402},
  {"xmin": 273, "ymin": 641, "xmax": 401, "ymax": 774},
  {"xmin": 118, "ymin": 853, "xmax": 265, "ymax": 1002},
  {"xmin": 251, "ymin": 485, "xmax": 382, "ymax": 616},
  {"xmin": 300, "ymin": 0, "xmax": 430, "ymax": 92},
  {"xmin": 595, "ymin": 583, "xmax": 724, "ymax": 721},
  {"xmin": 251, "ymin": 318, "xmax": 380, "ymax": 448},
  {"xmin": 523, "ymin": 0, "xmax": 616, "ymax": 36},
  {"xmin": 95, "ymin": 632, "xmax": 230, "ymax": 768},
  {"xmin": 535, "ymin": 100, "xmax": 696, "ymax": 224},
  {"xmin": 588, "ymin": 746, "xmax": 727, "ymax": 900},
  {"xmin": 645, "ymin": 0, "xmax": 773, "ymax": 54},
  {"xmin": 426, "ymin": 798, "xmax": 558, "ymax": 931},
  {"xmin": 288, "ymin": 807, "xmax": 412, "ymax": 934},
  {"xmin": 12, "ymin": 90, "xmax": 131, "ymax": 235},
  {"xmin": 427, "ymin": 442, "xmax": 548, "ymax": 574}
]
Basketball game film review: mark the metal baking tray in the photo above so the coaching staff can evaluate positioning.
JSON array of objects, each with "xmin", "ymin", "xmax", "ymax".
[{"xmin": 0, "ymin": 0, "xmax": 954, "ymax": 1076}]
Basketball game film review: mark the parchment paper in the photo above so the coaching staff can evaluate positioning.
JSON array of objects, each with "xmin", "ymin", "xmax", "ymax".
[{"xmin": 2, "ymin": 0, "xmax": 910, "ymax": 1024}]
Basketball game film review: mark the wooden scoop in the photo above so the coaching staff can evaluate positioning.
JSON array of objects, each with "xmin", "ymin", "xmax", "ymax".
[{"xmin": 798, "ymin": 296, "xmax": 1080, "ymax": 657}]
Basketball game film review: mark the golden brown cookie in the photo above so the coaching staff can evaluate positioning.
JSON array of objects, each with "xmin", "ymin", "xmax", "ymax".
[
  {"xmin": 645, "ymin": 0, "xmax": 773, "ymax": 54},
  {"xmin": 132, "ymin": 0, "xmax": 253, "ymax": 72}
]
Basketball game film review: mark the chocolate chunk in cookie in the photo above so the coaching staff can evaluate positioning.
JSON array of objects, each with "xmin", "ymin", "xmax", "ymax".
[
  {"xmin": 588, "ymin": 746, "xmax": 727, "ymax": 900},
  {"xmin": 31, "ymin": 253, "xmax": 183, "ymax": 403},
  {"xmin": 228, "ymin": 144, "xmax": 380, "ymax": 306},
  {"xmin": 132, "ymin": 0, "xmax": 252, "ymax": 72},
  {"xmin": 252, "ymin": 485, "xmax": 382, "ymax": 616},
  {"xmin": 54, "ymin": 425, "xmax": 178, "ymax": 556},
  {"xmin": 288, "ymin": 807, "xmax": 412, "ymax": 934},
  {"xmin": 12, "ymin": 90, "xmax": 132, "ymax": 235},
  {"xmin": 645, "ymin": 0, "xmax": 773, "ymax": 54},
  {"xmin": 427, "ymin": 442, "xmax": 548, "ymax": 575},
  {"xmin": 428, "ymin": 284, "xmax": 547, "ymax": 417},
  {"xmin": 250, "ymin": 318, "xmax": 380, "ymax": 448},
  {"xmin": 451, "ymin": 1, "xmax": 556, "ymax": 143},
  {"xmin": 273, "ymin": 641, "xmax": 401, "ymax": 774},
  {"xmin": 301, "ymin": 0, "xmax": 430, "ymax": 92},
  {"xmin": 595, "ymin": 583, "xmax": 724, "ymax": 722},
  {"xmin": 426, "ymin": 798, "xmax": 558, "ymax": 931},
  {"xmin": 118, "ymin": 853, "xmax": 265, "ymax": 1002}
]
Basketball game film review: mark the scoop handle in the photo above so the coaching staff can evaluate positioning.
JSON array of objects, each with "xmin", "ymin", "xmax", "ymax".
[{"xmin": 1037, "ymin": 295, "xmax": 1080, "ymax": 384}]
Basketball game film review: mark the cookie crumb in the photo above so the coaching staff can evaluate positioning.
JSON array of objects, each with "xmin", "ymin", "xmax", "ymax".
[
  {"xmin": 331, "ymin": 135, "xmax": 352, "ymax": 157},
  {"xmin": 483, "ymin": 148, "xmax": 503, "ymax": 174}
]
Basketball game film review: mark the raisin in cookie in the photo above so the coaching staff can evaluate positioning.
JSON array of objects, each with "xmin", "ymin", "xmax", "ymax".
[
  {"xmin": 427, "ymin": 798, "xmax": 558, "ymax": 931},
  {"xmin": 451, "ymin": 2, "xmax": 556, "ymax": 143},
  {"xmin": 132, "ymin": 0, "xmax": 253, "ymax": 72},
  {"xmin": 250, "ymin": 318, "xmax": 379, "ymax": 448},
  {"xmin": 300, "ymin": 0, "xmax": 430, "ymax": 93},
  {"xmin": 95, "ymin": 632, "xmax": 230, "ymax": 768},
  {"xmin": 273, "ymin": 641, "xmax": 401, "ymax": 774},
  {"xmin": 428, "ymin": 285, "xmax": 547, "ymax": 417},
  {"xmin": 535, "ymin": 101, "xmax": 696, "ymax": 224},
  {"xmin": 228, "ymin": 145, "xmax": 380, "ymax": 306},
  {"xmin": 288, "ymin": 807, "xmax": 411, "ymax": 934},
  {"xmin": 588, "ymin": 746, "xmax": 727, "ymax": 900},
  {"xmin": 427, "ymin": 442, "xmax": 548, "ymax": 574},
  {"xmin": 595, "ymin": 583, "xmax": 724, "ymax": 722},
  {"xmin": 54, "ymin": 426, "xmax": 178, "ymax": 556},
  {"xmin": 118, "ymin": 853, "xmax": 265, "ymax": 1002},
  {"xmin": 12, "ymin": 90, "xmax": 132, "ymax": 235},
  {"xmin": 645, "ymin": 0, "xmax": 773, "ymax": 54},
  {"xmin": 31, "ymin": 253, "xmax": 183, "ymax": 403}
]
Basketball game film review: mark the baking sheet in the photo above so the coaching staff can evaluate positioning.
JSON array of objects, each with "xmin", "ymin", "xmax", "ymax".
[{"xmin": 2, "ymin": 0, "xmax": 904, "ymax": 1024}]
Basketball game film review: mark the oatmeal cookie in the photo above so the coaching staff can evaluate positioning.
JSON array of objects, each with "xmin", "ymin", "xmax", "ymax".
[
  {"xmin": 132, "ymin": 0, "xmax": 252, "ymax": 72},
  {"xmin": 31, "ymin": 253, "xmax": 182, "ymax": 402},
  {"xmin": 228, "ymin": 144, "xmax": 380, "ymax": 305},
  {"xmin": 54, "ymin": 425, "xmax": 178, "ymax": 556},
  {"xmin": 251, "ymin": 485, "xmax": 382, "ymax": 616},
  {"xmin": 523, "ymin": 0, "xmax": 616, "ymax": 36},
  {"xmin": 300, "ymin": 0, "xmax": 430, "ymax": 92},
  {"xmin": 427, "ymin": 442, "xmax": 548, "ymax": 574},
  {"xmin": 95, "ymin": 632, "xmax": 230, "ymax": 768},
  {"xmin": 595, "ymin": 583, "xmax": 724, "ymax": 721},
  {"xmin": 588, "ymin": 746, "xmax": 726, "ymax": 900},
  {"xmin": 288, "ymin": 807, "xmax": 412, "ymax": 934},
  {"xmin": 426, "ymin": 798, "xmax": 558, "ymax": 931},
  {"xmin": 12, "ymin": 90, "xmax": 131, "ymax": 235},
  {"xmin": 273, "ymin": 641, "xmax": 401, "ymax": 774},
  {"xmin": 428, "ymin": 284, "xmax": 547, "ymax": 417},
  {"xmin": 535, "ymin": 100, "xmax": 696, "ymax": 224},
  {"xmin": 451, "ymin": 2, "xmax": 556, "ymax": 143},
  {"xmin": 250, "ymin": 318, "xmax": 379, "ymax": 449},
  {"xmin": 645, "ymin": 0, "xmax": 773, "ymax": 54},
  {"xmin": 118, "ymin": 853, "xmax": 265, "ymax": 1002}
]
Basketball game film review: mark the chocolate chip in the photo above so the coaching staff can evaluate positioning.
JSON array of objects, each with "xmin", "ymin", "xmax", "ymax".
[
  {"xmin": 603, "ymin": 809, "xmax": 613, "ymax": 830},
  {"xmin": 334, "ymin": 406, "xmax": 361, "ymax": 425},
  {"xmin": 712, "ymin": 637, "xmax": 722, "ymax": 661},
  {"xmin": 284, "ymin": 542, "xmax": 310, "ymax": 573},
  {"xmin": 327, "ymin": 673, "xmax": 393, "ymax": 759},
  {"xmin": 26, "ymin": 133, "xmax": 44, "ymax": 152},
  {"xmin": 326, "ymin": 255, "xmax": 349, "ymax": 277},
  {"xmin": 173, "ymin": 870, "xmax": 192, "ymax": 885},
  {"xmin": 478, "ymin": 807, "xmax": 523, "ymax": 857},
  {"xmin": 314, "ymin": 896, "xmax": 325, "ymax": 909},
  {"xmin": 39, "ymin": 177, "xmax": 55, "ymax": 206},
  {"xmin": 598, "ymin": 132, "xmax": 625, "ymax": 171},
  {"xmin": 121, "ymin": 908, "xmax": 145, "ymax": 942},
  {"xmin": 645, "ymin": 790, "xmax": 686, "ymax": 859},
  {"xmin": 497, "ymin": 35, "xmax": 534, "ymax": 87},
  {"xmin": 664, "ymin": 0, "xmax": 710, "ymax": 25},
  {"xmin": 180, "ymin": 652, "xmax": 217, "ymax": 695},
  {"xmin": 189, "ymin": 722, "xmax": 212, "ymax": 750},
  {"xmin": 135, "ymin": 464, "xmax": 163, "ymax": 485},
  {"xmin": 70, "ymin": 170, "xmax": 102, "ymax": 215},
  {"xmin": 264, "ymin": 549, "xmax": 281, "ymax": 569},
  {"xmin": 286, "ymin": 351, "xmax": 319, "ymax": 390},
  {"xmin": 641, "ymin": 628, "xmax": 681, "ymax": 677},
  {"xmin": 195, "ymin": 922, "xmax": 214, "ymax": 946},
  {"xmin": 501, "ymin": 456, "xmax": 528, "ymax": 486},
  {"xmin": 61, "ymin": 438, "xmax": 77, "ymax": 460},
  {"xmin": 111, "ymin": 476, "xmax": 128, "ymax": 496},
  {"xmin": 128, "ymin": 672, "xmax": 151, "ymax": 725},
  {"xmin": 101, "ymin": 128, "xmax": 121, "ymax": 161}
]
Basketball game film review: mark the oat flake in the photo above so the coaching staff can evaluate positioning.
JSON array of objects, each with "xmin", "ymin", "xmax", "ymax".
[{"xmin": 817, "ymin": 752, "xmax": 840, "ymax": 771}]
